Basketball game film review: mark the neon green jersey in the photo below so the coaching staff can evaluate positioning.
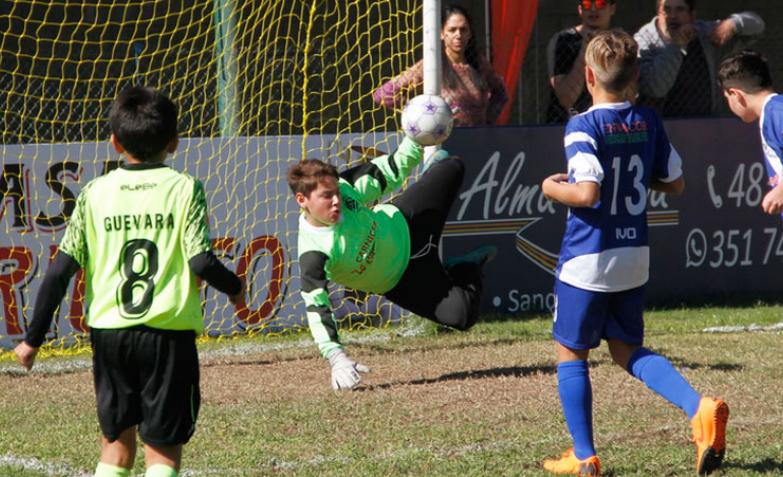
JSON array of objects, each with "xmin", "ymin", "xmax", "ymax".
[
  {"xmin": 297, "ymin": 137, "xmax": 423, "ymax": 357},
  {"xmin": 59, "ymin": 163, "xmax": 212, "ymax": 331}
]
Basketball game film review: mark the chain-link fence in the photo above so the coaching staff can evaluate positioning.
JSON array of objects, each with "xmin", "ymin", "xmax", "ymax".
[{"xmin": 513, "ymin": 0, "xmax": 783, "ymax": 124}]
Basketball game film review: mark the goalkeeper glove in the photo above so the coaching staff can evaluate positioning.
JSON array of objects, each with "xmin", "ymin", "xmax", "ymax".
[{"xmin": 327, "ymin": 348, "xmax": 370, "ymax": 390}]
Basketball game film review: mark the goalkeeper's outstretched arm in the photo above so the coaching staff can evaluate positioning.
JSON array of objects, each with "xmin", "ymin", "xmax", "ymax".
[
  {"xmin": 338, "ymin": 137, "xmax": 423, "ymax": 204},
  {"xmin": 300, "ymin": 251, "xmax": 342, "ymax": 358},
  {"xmin": 299, "ymin": 251, "xmax": 369, "ymax": 390}
]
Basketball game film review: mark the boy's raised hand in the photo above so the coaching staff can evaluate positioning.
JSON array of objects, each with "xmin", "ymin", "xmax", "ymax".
[{"xmin": 709, "ymin": 19, "xmax": 737, "ymax": 47}]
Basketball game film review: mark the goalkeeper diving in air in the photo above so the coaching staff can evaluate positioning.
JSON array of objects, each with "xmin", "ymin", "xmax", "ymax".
[{"xmin": 287, "ymin": 138, "xmax": 496, "ymax": 390}]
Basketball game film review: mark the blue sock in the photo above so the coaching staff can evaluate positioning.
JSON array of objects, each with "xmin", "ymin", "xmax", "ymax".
[
  {"xmin": 557, "ymin": 360, "xmax": 596, "ymax": 460},
  {"xmin": 628, "ymin": 347, "xmax": 701, "ymax": 419}
]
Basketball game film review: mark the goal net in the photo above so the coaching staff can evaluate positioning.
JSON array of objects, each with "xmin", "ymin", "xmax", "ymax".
[{"xmin": 0, "ymin": 0, "xmax": 422, "ymax": 350}]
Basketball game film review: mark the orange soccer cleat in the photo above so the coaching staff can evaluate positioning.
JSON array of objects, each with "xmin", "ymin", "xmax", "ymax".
[
  {"xmin": 690, "ymin": 397, "xmax": 730, "ymax": 475},
  {"xmin": 543, "ymin": 448, "xmax": 601, "ymax": 476}
]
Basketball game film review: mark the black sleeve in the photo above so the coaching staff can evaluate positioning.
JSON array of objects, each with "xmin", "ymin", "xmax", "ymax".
[
  {"xmin": 189, "ymin": 251, "xmax": 242, "ymax": 295},
  {"xmin": 25, "ymin": 252, "xmax": 80, "ymax": 347},
  {"xmin": 299, "ymin": 250, "xmax": 341, "ymax": 353},
  {"xmin": 553, "ymin": 32, "xmax": 582, "ymax": 76},
  {"xmin": 339, "ymin": 161, "xmax": 389, "ymax": 191}
]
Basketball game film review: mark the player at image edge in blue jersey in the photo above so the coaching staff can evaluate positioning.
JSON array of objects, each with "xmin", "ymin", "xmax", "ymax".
[{"xmin": 718, "ymin": 49, "xmax": 783, "ymax": 216}]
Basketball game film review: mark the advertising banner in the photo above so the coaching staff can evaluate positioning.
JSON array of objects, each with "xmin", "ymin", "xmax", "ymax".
[
  {"xmin": 444, "ymin": 118, "xmax": 781, "ymax": 313},
  {"xmin": 1, "ymin": 118, "xmax": 778, "ymax": 348},
  {"xmin": 0, "ymin": 133, "xmax": 404, "ymax": 349}
]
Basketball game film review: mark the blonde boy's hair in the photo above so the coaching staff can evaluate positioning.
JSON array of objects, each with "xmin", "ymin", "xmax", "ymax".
[{"xmin": 584, "ymin": 29, "xmax": 639, "ymax": 95}]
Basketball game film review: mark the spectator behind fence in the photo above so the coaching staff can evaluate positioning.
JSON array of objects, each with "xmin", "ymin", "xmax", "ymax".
[
  {"xmin": 372, "ymin": 5, "xmax": 508, "ymax": 126},
  {"xmin": 635, "ymin": 0, "xmax": 764, "ymax": 118},
  {"xmin": 546, "ymin": 0, "xmax": 617, "ymax": 123}
]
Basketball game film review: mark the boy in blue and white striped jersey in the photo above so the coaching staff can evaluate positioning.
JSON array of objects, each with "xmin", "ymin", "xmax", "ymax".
[
  {"xmin": 540, "ymin": 29, "xmax": 728, "ymax": 476},
  {"xmin": 718, "ymin": 50, "xmax": 783, "ymax": 216}
]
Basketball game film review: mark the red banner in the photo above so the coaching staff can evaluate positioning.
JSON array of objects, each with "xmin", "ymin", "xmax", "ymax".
[{"xmin": 491, "ymin": 0, "xmax": 540, "ymax": 125}]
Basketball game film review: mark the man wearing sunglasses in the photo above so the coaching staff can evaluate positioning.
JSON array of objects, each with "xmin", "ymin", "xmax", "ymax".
[
  {"xmin": 546, "ymin": 0, "xmax": 617, "ymax": 123},
  {"xmin": 634, "ymin": 0, "xmax": 764, "ymax": 118}
]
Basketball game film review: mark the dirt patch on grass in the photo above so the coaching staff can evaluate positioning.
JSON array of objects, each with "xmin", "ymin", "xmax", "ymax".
[{"xmin": 200, "ymin": 339, "xmax": 557, "ymax": 405}]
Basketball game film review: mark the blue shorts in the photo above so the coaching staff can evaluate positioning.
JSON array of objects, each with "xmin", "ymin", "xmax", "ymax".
[{"xmin": 553, "ymin": 279, "xmax": 645, "ymax": 350}]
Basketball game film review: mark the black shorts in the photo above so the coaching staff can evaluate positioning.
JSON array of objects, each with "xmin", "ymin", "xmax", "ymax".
[
  {"xmin": 387, "ymin": 156, "xmax": 477, "ymax": 323},
  {"xmin": 90, "ymin": 325, "xmax": 200, "ymax": 447}
]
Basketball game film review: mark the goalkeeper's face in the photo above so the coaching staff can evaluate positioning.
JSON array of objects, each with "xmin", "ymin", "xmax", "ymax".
[{"xmin": 297, "ymin": 178, "xmax": 341, "ymax": 226}]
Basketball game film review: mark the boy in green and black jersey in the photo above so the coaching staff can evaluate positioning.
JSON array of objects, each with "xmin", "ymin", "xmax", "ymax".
[{"xmin": 15, "ymin": 86, "xmax": 245, "ymax": 477}]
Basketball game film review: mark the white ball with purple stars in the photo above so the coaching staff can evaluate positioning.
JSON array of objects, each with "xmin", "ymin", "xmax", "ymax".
[{"xmin": 400, "ymin": 94, "xmax": 453, "ymax": 146}]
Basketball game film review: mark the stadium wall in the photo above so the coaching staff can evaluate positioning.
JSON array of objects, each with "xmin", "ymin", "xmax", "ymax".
[
  {"xmin": 448, "ymin": 117, "xmax": 781, "ymax": 311},
  {"xmin": 0, "ymin": 118, "xmax": 777, "ymax": 348}
]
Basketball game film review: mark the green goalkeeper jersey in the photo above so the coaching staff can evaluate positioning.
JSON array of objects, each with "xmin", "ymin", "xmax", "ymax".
[
  {"xmin": 298, "ymin": 137, "xmax": 423, "ymax": 357},
  {"xmin": 59, "ymin": 163, "xmax": 212, "ymax": 332}
]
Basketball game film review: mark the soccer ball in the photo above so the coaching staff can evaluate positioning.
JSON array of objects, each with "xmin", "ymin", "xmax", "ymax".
[{"xmin": 400, "ymin": 94, "xmax": 453, "ymax": 146}]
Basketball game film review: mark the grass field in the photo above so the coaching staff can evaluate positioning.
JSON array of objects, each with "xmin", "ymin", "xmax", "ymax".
[{"xmin": 1, "ymin": 305, "xmax": 782, "ymax": 477}]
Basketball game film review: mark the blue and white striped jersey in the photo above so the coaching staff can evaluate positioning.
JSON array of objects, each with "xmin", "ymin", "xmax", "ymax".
[
  {"xmin": 759, "ymin": 94, "xmax": 783, "ymax": 184},
  {"xmin": 556, "ymin": 101, "xmax": 683, "ymax": 292}
]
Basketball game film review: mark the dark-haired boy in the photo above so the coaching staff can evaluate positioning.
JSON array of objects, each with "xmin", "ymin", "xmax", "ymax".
[
  {"xmin": 718, "ymin": 50, "xmax": 783, "ymax": 215},
  {"xmin": 541, "ymin": 30, "xmax": 727, "ymax": 476},
  {"xmin": 288, "ymin": 139, "xmax": 495, "ymax": 390},
  {"xmin": 14, "ymin": 86, "xmax": 245, "ymax": 477}
]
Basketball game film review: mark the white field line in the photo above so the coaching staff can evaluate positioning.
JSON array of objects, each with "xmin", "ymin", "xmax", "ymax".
[
  {"xmin": 0, "ymin": 454, "xmax": 91, "ymax": 477},
  {"xmin": 0, "ymin": 330, "xmax": 410, "ymax": 377},
  {"xmin": 0, "ymin": 357, "xmax": 92, "ymax": 376},
  {"xmin": 703, "ymin": 321, "xmax": 783, "ymax": 333},
  {"xmin": 3, "ymin": 318, "xmax": 779, "ymax": 376}
]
